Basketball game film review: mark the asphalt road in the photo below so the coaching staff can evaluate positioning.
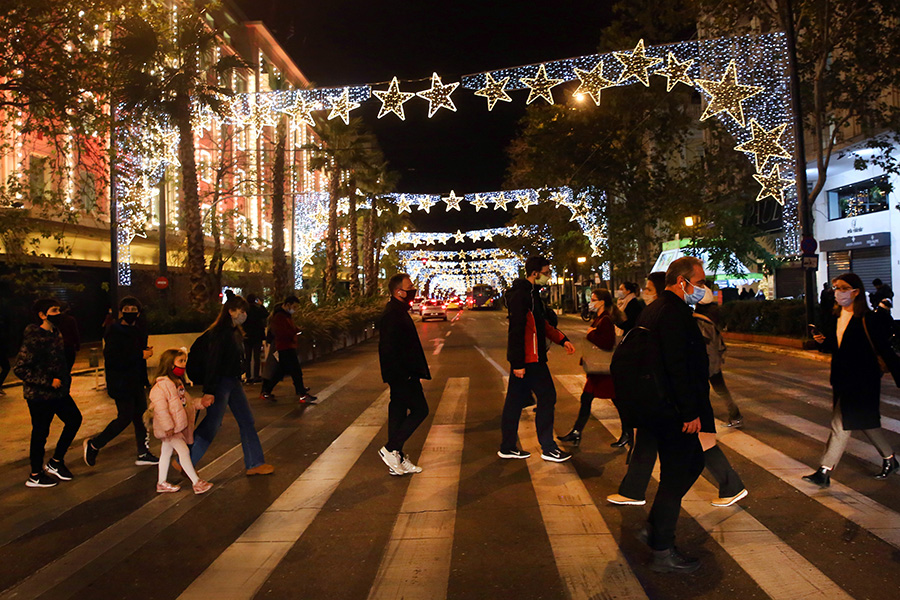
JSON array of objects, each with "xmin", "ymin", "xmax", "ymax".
[{"xmin": 1, "ymin": 309, "xmax": 899, "ymax": 600}]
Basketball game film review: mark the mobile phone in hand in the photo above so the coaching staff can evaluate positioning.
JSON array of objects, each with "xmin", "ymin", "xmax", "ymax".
[{"xmin": 808, "ymin": 324, "xmax": 821, "ymax": 337}]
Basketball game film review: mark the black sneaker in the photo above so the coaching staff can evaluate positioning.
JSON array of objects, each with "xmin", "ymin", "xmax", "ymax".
[
  {"xmin": 299, "ymin": 393, "xmax": 318, "ymax": 404},
  {"xmin": 541, "ymin": 448, "xmax": 572, "ymax": 463},
  {"xmin": 26, "ymin": 471, "xmax": 59, "ymax": 488},
  {"xmin": 46, "ymin": 459, "xmax": 73, "ymax": 481},
  {"xmin": 650, "ymin": 547, "xmax": 701, "ymax": 573},
  {"xmin": 135, "ymin": 452, "xmax": 159, "ymax": 466},
  {"xmin": 83, "ymin": 438, "xmax": 99, "ymax": 467},
  {"xmin": 497, "ymin": 448, "xmax": 531, "ymax": 459}
]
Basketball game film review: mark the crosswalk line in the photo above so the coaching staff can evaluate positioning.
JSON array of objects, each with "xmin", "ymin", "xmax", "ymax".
[
  {"xmin": 367, "ymin": 378, "xmax": 468, "ymax": 600},
  {"xmin": 178, "ymin": 389, "xmax": 391, "ymax": 600},
  {"xmin": 731, "ymin": 366, "xmax": 900, "ymax": 410},
  {"xmin": 555, "ymin": 375, "xmax": 855, "ymax": 600}
]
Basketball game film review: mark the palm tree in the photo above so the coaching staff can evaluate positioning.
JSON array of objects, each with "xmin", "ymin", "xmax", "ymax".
[{"xmin": 356, "ymin": 160, "xmax": 398, "ymax": 296}]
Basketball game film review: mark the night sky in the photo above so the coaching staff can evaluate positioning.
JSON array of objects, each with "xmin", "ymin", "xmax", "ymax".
[{"xmin": 235, "ymin": 0, "xmax": 615, "ymax": 231}]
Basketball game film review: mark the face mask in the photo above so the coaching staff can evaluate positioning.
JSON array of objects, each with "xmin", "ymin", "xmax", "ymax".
[
  {"xmin": 614, "ymin": 290, "xmax": 626, "ymax": 299},
  {"xmin": 835, "ymin": 290, "xmax": 855, "ymax": 307},
  {"xmin": 285, "ymin": 307, "xmax": 295, "ymax": 315},
  {"xmin": 642, "ymin": 292, "xmax": 657, "ymax": 304},
  {"xmin": 589, "ymin": 300, "xmax": 601, "ymax": 312},
  {"xmin": 232, "ymin": 312, "xmax": 247, "ymax": 326},
  {"xmin": 46, "ymin": 313, "xmax": 63, "ymax": 327},
  {"xmin": 122, "ymin": 312, "xmax": 139, "ymax": 324},
  {"xmin": 172, "ymin": 366, "xmax": 186, "ymax": 378},
  {"xmin": 681, "ymin": 280, "xmax": 707, "ymax": 305},
  {"xmin": 534, "ymin": 274, "xmax": 551, "ymax": 286},
  {"xmin": 403, "ymin": 288, "xmax": 418, "ymax": 303},
  {"xmin": 697, "ymin": 286, "xmax": 715, "ymax": 305}
]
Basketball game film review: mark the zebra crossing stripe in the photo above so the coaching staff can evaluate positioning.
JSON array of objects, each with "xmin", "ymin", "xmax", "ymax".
[
  {"xmin": 367, "ymin": 378, "xmax": 468, "ymax": 600},
  {"xmin": 177, "ymin": 389, "xmax": 391, "ymax": 600},
  {"xmin": 555, "ymin": 376, "xmax": 854, "ymax": 600}
]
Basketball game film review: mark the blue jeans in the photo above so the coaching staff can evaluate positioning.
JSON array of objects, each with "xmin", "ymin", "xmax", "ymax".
[{"xmin": 190, "ymin": 377, "xmax": 265, "ymax": 470}]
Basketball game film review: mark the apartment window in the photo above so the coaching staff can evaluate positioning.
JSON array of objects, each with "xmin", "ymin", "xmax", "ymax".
[
  {"xmin": 827, "ymin": 175, "xmax": 890, "ymax": 221},
  {"xmin": 28, "ymin": 154, "xmax": 50, "ymax": 200},
  {"xmin": 75, "ymin": 169, "xmax": 97, "ymax": 211}
]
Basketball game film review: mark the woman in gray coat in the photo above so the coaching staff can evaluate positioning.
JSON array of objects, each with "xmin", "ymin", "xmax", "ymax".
[{"xmin": 693, "ymin": 295, "xmax": 743, "ymax": 427}]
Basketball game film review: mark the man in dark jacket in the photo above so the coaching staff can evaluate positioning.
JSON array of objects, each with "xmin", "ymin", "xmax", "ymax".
[
  {"xmin": 84, "ymin": 296, "xmax": 157, "ymax": 468},
  {"xmin": 243, "ymin": 294, "xmax": 268, "ymax": 383},
  {"xmin": 499, "ymin": 256, "xmax": 575, "ymax": 463},
  {"xmin": 14, "ymin": 298, "xmax": 83, "ymax": 488},
  {"xmin": 260, "ymin": 295, "xmax": 316, "ymax": 403},
  {"xmin": 56, "ymin": 303, "xmax": 81, "ymax": 372},
  {"xmin": 628, "ymin": 256, "xmax": 708, "ymax": 573},
  {"xmin": 377, "ymin": 273, "xmax": 431, "ymax": 476},
  {"xmin": 870, "ymin": 278, "xmax": 894, "ymax": 309}
]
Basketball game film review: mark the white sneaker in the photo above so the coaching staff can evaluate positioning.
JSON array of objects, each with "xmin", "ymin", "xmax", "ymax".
[
  {"xmin": 399, "ymin": 454, "xmax": 423, "ymax": 474},
  {"xmin": 378, "ymin": 446, "xmax": 403, "ymax": 473}
]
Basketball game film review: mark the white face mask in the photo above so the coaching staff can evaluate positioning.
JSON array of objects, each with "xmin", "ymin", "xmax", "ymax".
[
  {"xmin": 697, "ymin": 286, "xmax": 715, "ymax": 305},
  {"xmin": 642, "ymin": 292, "xmax": 657, "ymax": 304},
  {"xmin": 535, "ymin": 273, "xmax": 551, "ymax": 286},
  {"xmin": 589, "ymin": 300, "xmax": 602, "ymax": 312},
  {"xmin": 614, "ymin": 290, "xmax": 626, "ymax": 299},
  {"xmin": 835, "ymin": 289, "xmax": 855, "ymax": 307}
]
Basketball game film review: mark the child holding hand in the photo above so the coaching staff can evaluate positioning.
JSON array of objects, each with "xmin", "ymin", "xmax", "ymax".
[{"xmin": 148, "ymin": 348, "xmax": 213, "ymax": 494}]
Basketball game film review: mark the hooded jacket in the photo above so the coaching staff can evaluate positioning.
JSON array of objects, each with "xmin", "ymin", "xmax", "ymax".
[{"xmin": 506, "ymin": 277, "xmax": 569, "ymax": 370}]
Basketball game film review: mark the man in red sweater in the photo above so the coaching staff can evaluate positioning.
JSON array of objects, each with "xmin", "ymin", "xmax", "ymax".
[{"xmin": 260, "ymin": 296, "xmax": 316, "ymax": 403}]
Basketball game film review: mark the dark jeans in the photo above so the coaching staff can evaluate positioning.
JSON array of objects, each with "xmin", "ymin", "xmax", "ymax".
[
  {"xmin": 642, "ymin": 419, "xmax": 704, "ymax": 551},
  {"xmin": 244, "ymin": 339, "xmax": 263, "ymax": 380},
  {"xmin": 709, "ymin": 372, "xmax": 742, "ymax": 421},
  {"xmin": 27, "ymin": 396, "xmax": 83, "ymax": 474},
  {"xmin": 385, "ymin": 378, "xmax": 429, "ymax": 453},
  {"xmin": 191, "ymin": 376, "xmax": 265, "ymax": 470},
  {"xmin": 262, "ymin": 349, "xmax": 305, "ymax": 394},
  {"xmin": 92, "ymin": 389, "xmax": 149, "ymax": 455},
  {"xmin": 0, "ymin": 352, "xmax": 10, "ymax": 387},
  {"xmin": 501, "ymin": 362, "xmax": 558, "ymax": 453}
]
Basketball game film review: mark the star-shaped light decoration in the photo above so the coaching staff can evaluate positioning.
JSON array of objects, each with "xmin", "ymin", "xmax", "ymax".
[
  {"xmin": 327, "ymin": 88, "xmax": 360, "ymax": 124},
  {"xmin": 372, "ymin": 76, "xmax": 415, "ymax": 120},
  {"xmin": 493, "ymin": 194, "xmax": 512, "ymax": 211},
  {"xmin": 613, "ymin": 39, "xmax": 662, "ymax": 87},
  {"xmin": 474, "ymin": 72, "xmax": 512, "ymax": 111},
  {"xmin": 443, "ymin": 190, "xmax": 462, "ymax": 211},
  {"xmin": 416, "ymin": 73, "xmax": 459, "ymax": 118},
  {"xmin": 396, "ymin": 195, "xmax": 413, "ymax": 214},
  {"xmin": 471, "ymin": 194, "xmax": 489, "ymax": 211},
  {"xmin": 549, "ymin": 191, "xmax": 569, "ymax": 208},
  {"xmin": 752, "ymin": 166, "xmax": 794, "ymax": 205},
  {"xmin": 452, "ymin": 230, "xmax": 466, "ymax": 243},
  {"xmin": 654, "ymin": 52, "xmax": 694, "ymax": 92},
  {"xmin": 734, "ymin": 119, "xmax": 791, "ymax": 172},
  {"xmin": 695, "ymin": 60, "xmax": 763, "ymax": 128},
  {"xmin": 284, "ymin": 94, "xmax": 317, "ymax": 128},
  {"xmin": 481, "ymin": 231, "xmax": 494, "ymax": 241},
  {"xmin": 248, "ymin": 94, "xmax": 277, "ymax": 138},
  {"xmin": 469, "ymin": 232, "xmax": 481, "ymax": 242},
  {"xmin": 520, "ymin": 63, "xmax": 564, "ymax": 105},
  {"xmin": 417, "ymin": 195, "xmax": 437, "ymax": 213},
  {"xmin": 573, "ymin": 60, "xmax": 615, "ymax": 105},
  {"xmin": 191, "ymin": 106, "xmax": 214, "ymax": 134},
  {"xmin": 515, "ymin": 192, "xmax": 537, "ymax": 212}
]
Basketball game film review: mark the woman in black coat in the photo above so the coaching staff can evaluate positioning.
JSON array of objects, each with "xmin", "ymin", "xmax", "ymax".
[{"xmin": 804, "ymin": 272, "xmax": 900, "ymax": 487}]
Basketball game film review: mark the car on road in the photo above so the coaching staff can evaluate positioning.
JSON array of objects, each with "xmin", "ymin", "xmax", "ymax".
[
  {"xmin": 445, "ymin": 298, "xmax": 461, "ymax": 310},
  {"xmin": 410, "ymin": 296, "xmax": 425, "ymax": 313},
  {"xmin": 420, "ymin": 299, "xmax": 447, "ymax": 321}
]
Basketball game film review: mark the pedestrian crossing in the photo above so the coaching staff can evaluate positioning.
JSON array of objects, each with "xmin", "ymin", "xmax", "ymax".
[{"xmin": 1, "ymin": 360, "xmax": 899, "ymax": 600}]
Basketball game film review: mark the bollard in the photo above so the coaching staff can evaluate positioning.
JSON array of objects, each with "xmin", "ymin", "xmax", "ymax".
[{"xmin": 90, "ymin": 348, "xmax": 106, "ymax": 391}]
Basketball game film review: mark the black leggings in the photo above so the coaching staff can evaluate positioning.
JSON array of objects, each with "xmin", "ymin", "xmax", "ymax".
[{"xmin": 28, "ymin": 396, "xmax": 82, "ymax": 473}]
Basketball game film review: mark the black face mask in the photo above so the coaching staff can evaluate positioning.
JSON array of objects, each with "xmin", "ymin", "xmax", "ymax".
[
  {"xmin": 46, "ymin": 314, "xmax": 63, "ymax": 327},
  {"xmin": 122, "ymin": 312, "xmax": 139, "ymax": 324},
  {"xmin": 403, "ymin": 288, "xmax": 418, "ymax": 304}
]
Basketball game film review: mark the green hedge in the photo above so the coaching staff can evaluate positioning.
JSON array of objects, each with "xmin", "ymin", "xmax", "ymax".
[{"xmin": 718, "ymin": 299, "xmax": 806, "ymax": 337}]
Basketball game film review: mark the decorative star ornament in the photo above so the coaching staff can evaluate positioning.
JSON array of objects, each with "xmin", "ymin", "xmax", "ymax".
[
  {"xmin": 481, "ymin": 231, "xmax": 494, "ymax": 241},
  {"xmin": 468, "ymin": 232, "xmax": 481, "ymax": 242},
  {"xmin": 654, "ymin": 52, "xmax": 694, "ymax": 92},
  {"xmin": 520, "ymin": 63, "xmax": 564, "ymax": 105},
  {"xmin": 515, "ymin": 192, "xmax": 537, "ymax": 212},
  {"xmin": 417, "ymin": 195, "xmax": 437, "ymax": 213},
  {"xmin": 471, "ymin": 194, "xmax": 489, "ymax": 211},
  {"xmin": 613, "ymin": 39, "xmax": 662, "ymax": 87},
  {"xmin": 249, "ymin": 94, "xmax": 276, "ymax": 138},
  {"xmin": 474, "ymin": 72, "xmax": 512, "ymax": 111},
  {"xmin": 443, "ymin": 190, "xmax": 462, "ymax": 211},
  {"xmin": 695, "ymin": 60, "xmax": 763, "ymax": 128},
  {"xmin": 493, "ymin": 194, "xmax": 512, "ymax": 211},
  {"xmin": 752, "ymin": 166, "xmax": 794, "ymax": 205},
  {"xmin": 284, "ymin": 94, "xmax": 317, "ymax": 128},
  {"xmin": 453, "ymin": 229, "xmax": 466, "ymax": 243},
  {"xmin": 416, "ymin": 73, "xmax": 459, "ymax": 117},
  {"xmin": 373, "ymin": 76, "xmax": 415, "ymax": 120},
  {"xmin": 327, "ymin": 88, "xmax": 360, "ymax": 124},
  {"xmin": 735, "ymin": 119, "xmax": 791, "ymax": 172},
  {"xmin": 396, "ymin": 195, "xmax": 413, "ymax": 214},
  {"xmin": 573, "ymin": 60, "xmax": 615, "ymax": 105}
]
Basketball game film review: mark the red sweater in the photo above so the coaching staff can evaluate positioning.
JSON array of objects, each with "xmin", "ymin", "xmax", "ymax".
[{"xmin": 269, "ymin": 309, "xmax": 299, "ymax": 351}]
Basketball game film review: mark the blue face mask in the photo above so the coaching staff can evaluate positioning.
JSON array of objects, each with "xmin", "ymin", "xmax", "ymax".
[{"xmin": 681, "ymin": 280, "xmax": 707, "ymax": 304}]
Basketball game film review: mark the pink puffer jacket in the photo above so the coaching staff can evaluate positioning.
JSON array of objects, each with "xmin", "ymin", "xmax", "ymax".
[{"xmin": 149, "ymin": 376, "xmax": 203, "ymax": 442}]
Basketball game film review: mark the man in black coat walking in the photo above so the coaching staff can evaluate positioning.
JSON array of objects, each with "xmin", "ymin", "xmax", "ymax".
[{"xmin": 377, "ymin": 273, "xmax": 431, "ymax": 476}]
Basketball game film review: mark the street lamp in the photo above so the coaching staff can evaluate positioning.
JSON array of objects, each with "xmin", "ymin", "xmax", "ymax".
[
  {"xmin": 577, "ymin": 256, "xmax": 587, "ymax": 263},
  {"xmin": 684, "ymin": 215, "xmax": 699, "ymax": 227}
]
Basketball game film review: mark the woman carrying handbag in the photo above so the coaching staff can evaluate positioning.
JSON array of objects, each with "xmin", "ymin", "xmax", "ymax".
[
  {"xmin": 804, "ymin": 272, "xmax": 900, "ymax": 487},
  {"xmin": 559, "ymin": 288, "xmax": 622, "ymax": 447}
]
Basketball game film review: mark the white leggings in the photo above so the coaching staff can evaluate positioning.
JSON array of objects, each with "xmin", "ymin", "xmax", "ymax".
[{"xmin": 158, "ymin": 437, "xmax": 200, "ymax": 485}]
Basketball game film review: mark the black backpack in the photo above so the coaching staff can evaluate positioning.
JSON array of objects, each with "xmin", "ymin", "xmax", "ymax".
[
  {"xmin": 186, "ymin": 331, "xmax": 211, "ymax": 384},
  {"xmin": 609, "ymin": 325, "xmax": 676, "ymax": 425}
]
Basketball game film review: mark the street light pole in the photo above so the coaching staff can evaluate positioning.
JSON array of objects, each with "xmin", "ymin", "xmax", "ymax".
[
  {"xmin": 780, "ymin": 0, "xmax": 817, "ymax": 327},
  {"xmin": 109, "ymin": 103, "xmax": 119, "ymax": 309}
]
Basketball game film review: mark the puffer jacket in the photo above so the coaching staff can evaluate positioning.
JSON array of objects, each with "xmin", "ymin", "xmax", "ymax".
[
  {"xmin": 148, "ymin": 376, "xmax": 204, "ymax": 442},
  {"xmin": 14, "ymin": 324, "xmax": 71, "ymax": 402}
]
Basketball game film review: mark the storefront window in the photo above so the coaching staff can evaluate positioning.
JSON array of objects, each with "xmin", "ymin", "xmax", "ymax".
[{"xmin": 828, "ymin": 175, "xmax": 890, "ymax": 220}]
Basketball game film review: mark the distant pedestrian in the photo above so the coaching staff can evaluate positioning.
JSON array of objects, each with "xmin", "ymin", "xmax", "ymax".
[
  {"xmin": 57, "ymin": 303, "xmax": 81, "ymax": 372},
  {"xmin": 819, "ymin": 282, "xmax": 835, "ymax": 327},
  {"xmin": 260, "ymin": 296, "xmax": 316, "ymax": 403},
  {"xmin": 191, "ymin": 295, "xmax": 273, "ymax": 476},
  {"xmin": 870, "ymin": 278, "xmax": 894, "ymax": 310},
  {"xmin": 84, "ymin": 296, "xmax": 158, "ymax": 468},
  {"xmin": 804, "ymin": 272, "xmax": 900, "ymax": 486},
  {"xmin": 243, "ymin": 294, "xmax": 268, "ymax": 383},
  {"xmin": 499, "ymin": 256, "xmax": 576, "ymax": 463},
  {"xmin": 616, "ymin": 281, "xmax": 643, "ymax": 335},
  {"xmin": 694, "ymin": 288, "xmax": 743, "ymax": 427},
  {"xmin": 14, "ymin": 298, "xmax": 83, "ymax": 488},
  {"xmin": 377, "ymin": 273, "xmax": 431, "ymax": 476},
  {"xmin": 148, "ymin": 348, "xmax": 213, "ymax": 494}
]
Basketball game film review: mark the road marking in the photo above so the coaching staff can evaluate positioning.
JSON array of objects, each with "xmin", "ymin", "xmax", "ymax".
[
  {"xmin": 556, "ymin": 374, "xmax": 856, "ymax": 600},
  {"xmin": 178, "ymin": 389, "xmax": 391, "ymax": 600},
  {"xmin": 475, "ymin": 345, "xmax": 507, "ymax": 376},
  {"xmin": 445, "ymin": 329, "xmax": 452, "ymax": 337},
  {"xmin": 432, "ymin": 338, "xmax": 445, "ymax": 355},
  {"xmin": 0, "ymin": 367, "xmax": 366, "ymax": 600},
  {"xmin": 367, "ymin": 378, "xmax": 468, "ymax": 600}
]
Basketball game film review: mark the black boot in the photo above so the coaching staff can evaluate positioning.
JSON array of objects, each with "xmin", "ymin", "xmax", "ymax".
[
  {"xmin": 610, "ymin": 430, "xmax": 632, "ymax": 448},
  {"xmin": 802, "ymin": 467, "xmax": 830, "ymax": 487},
  {"xmin": 557, "ymin": 429, "xmax": 582, "ymax": 446},
  {"xmin": 875, "ymin": 455, "xmax": 899, "ymax": 480},
  {"xmin": 649, "ymin": 547, "xmax": 701, "ymax": 573}
]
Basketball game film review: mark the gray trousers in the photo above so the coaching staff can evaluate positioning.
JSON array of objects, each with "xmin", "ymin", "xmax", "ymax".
[{"xmin": 821, "ymin": 400, "xmax": 893, "ymax": 470}]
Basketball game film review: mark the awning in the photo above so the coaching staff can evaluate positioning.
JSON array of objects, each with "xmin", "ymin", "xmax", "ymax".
[{"xmin": 651, "ymin": 238, "xmax": 762, "ymax": 287}]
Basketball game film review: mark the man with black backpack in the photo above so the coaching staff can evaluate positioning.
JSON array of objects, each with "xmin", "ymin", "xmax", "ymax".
[{"xmin": 610, "ymin": 256, "xmax": 708, "ymax": 573}]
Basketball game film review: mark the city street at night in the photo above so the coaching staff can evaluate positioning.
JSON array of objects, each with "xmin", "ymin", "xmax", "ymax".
[{"xmin": 1, "ymin": 310, "xmax": 898, "ymax": 600}]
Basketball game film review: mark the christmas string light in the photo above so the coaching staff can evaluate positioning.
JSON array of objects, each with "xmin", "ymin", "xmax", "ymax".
[
  {"xmin": 734, "ymin": 119, "xmax": 791, "ymax": 173},
  {"xmin": 613, "ymin": 39, "xmax": 662, "ymax": 87},
  {"xmin": 416, "ymin": 72, "xmax": 459, "ymax": 117},
  {"xmin": 373, "ymin": 76, "xmax": 415, "ymax": 120},
  {"xmin": 474, "ymin": 72, "xmax": 513, "ymax": 111},
  {"xmin": 327, "ymin": 88, "xmax": 361, "ymax": 124},
  {"xmin": 519, "ymin": 63, "xmax": 565, "ymax": 105},
  {"xmin": 573, "ymin": 60, "xmax": 614, "ymax": 105}
]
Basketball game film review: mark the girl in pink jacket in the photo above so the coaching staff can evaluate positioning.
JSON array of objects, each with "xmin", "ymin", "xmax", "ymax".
[{"xmin": 148, "ymin": 348, "xmax": 213, "ymax": 494}]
